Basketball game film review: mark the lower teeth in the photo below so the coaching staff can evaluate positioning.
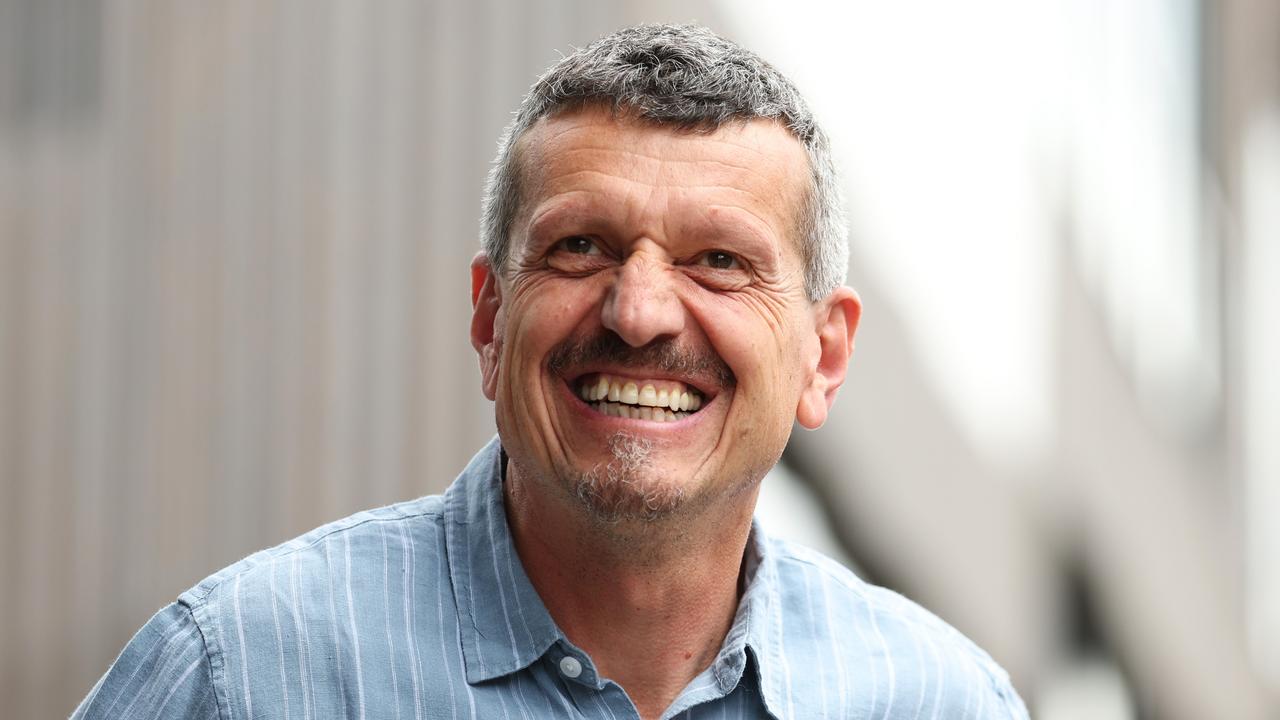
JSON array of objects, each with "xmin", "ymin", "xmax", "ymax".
[{"xmin": 594, "ymin": 401, "xmax": 686, "ymax": 422}]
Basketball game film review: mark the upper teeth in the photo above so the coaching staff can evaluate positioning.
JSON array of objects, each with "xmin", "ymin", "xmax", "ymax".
[{"xmin": 578, "ymin": 374, "xmax": 703, "ymax": 412}]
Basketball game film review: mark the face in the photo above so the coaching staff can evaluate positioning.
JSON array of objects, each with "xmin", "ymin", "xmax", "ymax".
[{"xmin": 471, "ymin": 107, "xmax": 859, "ymax": 524}]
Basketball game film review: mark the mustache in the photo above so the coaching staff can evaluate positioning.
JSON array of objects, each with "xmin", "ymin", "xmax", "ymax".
[{"xmin": 546, "ymin": 331, "xmax": 736, "ymax": 389}]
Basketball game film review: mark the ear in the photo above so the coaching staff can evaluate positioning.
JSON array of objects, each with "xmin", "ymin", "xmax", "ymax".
[
  {"xmin": 470, "ymin": 253, "xmax": 503, "ymax": 401},
  {"xmin": 795, "ymin": 286, "xmax": 862, "ymax": 429}
]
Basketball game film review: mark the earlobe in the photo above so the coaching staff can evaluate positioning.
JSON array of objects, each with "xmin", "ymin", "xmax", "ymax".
[
  {"xmin": 470, "ymin": 253, "xmax": 503, "ymax": 401},
  {"xmin": 795, "ymin": 287, "xmax": 862, "ymax": 429}
]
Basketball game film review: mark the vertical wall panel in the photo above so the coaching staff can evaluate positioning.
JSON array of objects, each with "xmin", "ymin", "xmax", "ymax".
[{"xmin": 0, "ymin": 2, "xmax": 713, "ymax": 715}]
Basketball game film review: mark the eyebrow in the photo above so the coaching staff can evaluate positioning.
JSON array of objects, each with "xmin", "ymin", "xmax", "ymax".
[
  {"xmin": 694, "ymin": 205, "xmax": 791, "ymax": 267},
  {"xmin": 523, "ymin": 194, "xmax": 604, "ymax": 241}
]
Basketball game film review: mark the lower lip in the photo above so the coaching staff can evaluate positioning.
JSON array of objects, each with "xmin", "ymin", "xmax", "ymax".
[{"xmin": 559, "ymin": 380, "xmax": 710, "ymax": 431}]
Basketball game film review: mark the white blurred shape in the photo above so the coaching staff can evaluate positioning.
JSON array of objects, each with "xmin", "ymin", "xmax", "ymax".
[
  {"xmin": 1243, "ymin": 107, "xmax": 1280, "ymax": 693},
  {"xmin": 1036, "ymin": 655, "xmax": 1135, "ymax": 720},
  {"xmin": 1065, "ymin": 0, "xmax": 1216, "ymax": 437},
  {"xmin": 722, "ymin": 0, "xmax": 1054, "ymax": 469}
]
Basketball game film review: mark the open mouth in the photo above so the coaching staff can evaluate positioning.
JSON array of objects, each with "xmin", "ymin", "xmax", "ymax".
[{"xmin": 574, "ymin": 372, "xmax": 706, "ymax": 423}]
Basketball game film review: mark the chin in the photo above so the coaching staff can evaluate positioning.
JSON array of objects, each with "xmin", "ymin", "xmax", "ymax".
[{"xmin": 558, "ymin": 431, "xmax": 675, "ymax": 523}]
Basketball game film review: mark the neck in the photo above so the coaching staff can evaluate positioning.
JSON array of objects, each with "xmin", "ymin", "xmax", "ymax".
[{"xmin": 504, "ymin": 459, "xmax": 759, "ymax": 720}]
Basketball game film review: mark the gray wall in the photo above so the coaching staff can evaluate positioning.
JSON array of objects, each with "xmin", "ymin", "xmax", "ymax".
[{"xmin": 0, "ymin": 2, "xmax": 716, "ymax": 716}]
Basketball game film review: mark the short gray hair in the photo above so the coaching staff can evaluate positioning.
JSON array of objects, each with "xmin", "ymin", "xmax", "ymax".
[{"xmin": 480, "ymin": 24, "xmax": 848, "ymax": 302}]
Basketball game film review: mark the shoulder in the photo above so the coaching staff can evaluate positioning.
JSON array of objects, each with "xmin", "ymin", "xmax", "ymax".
[
  {"xmin": 174, "ymin": 489, "xmax": 445, "ymax": 630},
  {"xmin": 72, "ymin": 602, "xmax": 219, "ymax": 718},
  {"xmin": 179, "ymin": 494, "xmax": 446, "ymax": 618},
  {"xmin": 767, "ymin": 536, "xmax": 989, "ymax": 661},
  {"xmin": 182, "ymin": 495, "xmax": 450, "ymax": 717},
  {"xmin": 75, "ymin": 495, "xmax": 449, "ymax": 719},
  {"xmin": 170, "ymin": 495, "xmax": 447, "ymax": 669},
  {"xmin": 764, "ymin": 536, "xmax": 1029, "ymax": 719}
]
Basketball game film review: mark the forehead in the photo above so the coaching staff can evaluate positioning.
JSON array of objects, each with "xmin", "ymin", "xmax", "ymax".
[{"xmin": 512, "ymin": 107, "xmax": 811, "ymax": 246}]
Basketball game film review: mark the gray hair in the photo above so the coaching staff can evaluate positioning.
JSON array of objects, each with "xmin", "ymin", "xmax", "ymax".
[{"xmin": 479, "ymin": 24, "xmax": 848, "ymax": 302}]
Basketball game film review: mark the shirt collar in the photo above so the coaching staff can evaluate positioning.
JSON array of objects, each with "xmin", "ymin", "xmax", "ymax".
[
  {"xmin": 708, "ymin": 520, "xmax": 787, "ymax": 719},
  {"xmin": 445, "ymin": 436, "xmax": 786, "ymax": 717},
  {"xmin": 445, "ymin": 437, "xmax": 563, "ymax": 683}
]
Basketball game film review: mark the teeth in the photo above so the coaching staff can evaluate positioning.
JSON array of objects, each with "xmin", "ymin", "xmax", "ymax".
[
  {"xmin": 578, "ymin": 374, "xmax": 706, "ymax": 417},
  {"xmin": 639, "ymin": 385, "xmax": 659, "ymax": 407},
  {"xmin": 621, "ymin": 382, "xmax": 639, "ymax": 405},
  {"xmin": 587, "ymin": 401, "xmax": 690, "ymax": 422}
]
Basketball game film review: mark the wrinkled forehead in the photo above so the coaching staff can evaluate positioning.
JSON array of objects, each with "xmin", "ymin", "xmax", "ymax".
[{"xmin": 508, "ymin": 105, "xmax": 813, "ymax": 252}]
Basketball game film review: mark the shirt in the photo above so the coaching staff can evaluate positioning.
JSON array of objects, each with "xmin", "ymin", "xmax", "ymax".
[{"xmin": 72, "ymin": 437, "xmax": 1029, "ymax": 719}]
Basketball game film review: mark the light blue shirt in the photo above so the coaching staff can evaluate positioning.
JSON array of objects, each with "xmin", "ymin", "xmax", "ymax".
[{"xmin": 73, "ymin": 438, "xmax": 1028, "ymax": 719}]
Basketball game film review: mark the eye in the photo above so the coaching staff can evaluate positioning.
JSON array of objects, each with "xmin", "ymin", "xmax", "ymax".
[
  {"xmin": 546, "ymin": 235, "xmax": 611, "ymax": 274},
  {"xmin": 557, "ymin": 236, "xmax": 601, "ymax": 255},
  {"xmin": 699, "ymin": 250, "xmax": 741, "ymax": 270}
]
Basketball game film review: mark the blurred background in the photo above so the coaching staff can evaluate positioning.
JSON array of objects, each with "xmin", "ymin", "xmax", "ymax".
[{"xmin": 1, "ymin": 0, "xmax": 1276, "ymax": 717}]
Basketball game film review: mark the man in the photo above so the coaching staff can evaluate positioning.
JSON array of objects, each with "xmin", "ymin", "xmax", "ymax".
[{"xmin": 74, "ymin": 24, "xmax": 1027, "ymax": 719}]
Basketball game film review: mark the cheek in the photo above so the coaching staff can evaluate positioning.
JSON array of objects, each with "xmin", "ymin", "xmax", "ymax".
[
  {"xmin": 501, "ymin": 277, "xmax": 608, "ymax": 373},
  {"xmin": 692, "ymin": 292, "xmax": 808, "ymax": 390}
]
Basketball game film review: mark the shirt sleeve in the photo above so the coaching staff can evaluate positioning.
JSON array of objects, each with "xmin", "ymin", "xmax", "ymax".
[{"xmin": 70, "ymin": 601, "xmax": 220, "ymax": 719}]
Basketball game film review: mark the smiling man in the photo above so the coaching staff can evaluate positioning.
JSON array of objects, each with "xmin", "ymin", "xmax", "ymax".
[{"xmin": 74, "ymin": 24, "xmax": 1027, "ymax": 720}]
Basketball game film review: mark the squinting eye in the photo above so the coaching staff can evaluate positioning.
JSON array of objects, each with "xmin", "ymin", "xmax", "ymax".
[
  {"xmin": 700, "ymin": 250, "xmax": 740, "ymax": 270},
  {"xmin": 558, "ymin": 236, "xmax": 600, "ymax": 255}
]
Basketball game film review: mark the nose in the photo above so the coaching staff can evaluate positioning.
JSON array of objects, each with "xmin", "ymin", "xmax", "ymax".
[{"xmin": 601, "ymin": 253, "xmax": 685, "ymax": 347}]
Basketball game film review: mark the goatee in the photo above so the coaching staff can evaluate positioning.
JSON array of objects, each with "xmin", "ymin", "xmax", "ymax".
[{"xmin": 572, "ymin": 432, "xmax": 683, "ymax": 523}]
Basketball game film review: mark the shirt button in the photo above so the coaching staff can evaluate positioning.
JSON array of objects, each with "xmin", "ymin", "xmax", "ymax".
[{"xmin": 559, "ymin": 656, "xmax": 583, "ymax": 679}]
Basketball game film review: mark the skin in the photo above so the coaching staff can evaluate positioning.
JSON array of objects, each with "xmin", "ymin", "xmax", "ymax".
[{"xmin": 470, "ymin": 106, "xmax": 860, "ymax": 719}]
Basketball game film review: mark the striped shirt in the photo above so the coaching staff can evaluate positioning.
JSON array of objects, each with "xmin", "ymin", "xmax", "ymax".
[{"xmin": 72, "ymin": 437, "xmax": 1028, "ymax": 719}]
